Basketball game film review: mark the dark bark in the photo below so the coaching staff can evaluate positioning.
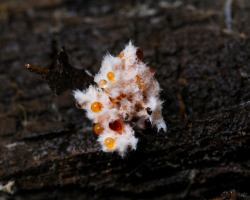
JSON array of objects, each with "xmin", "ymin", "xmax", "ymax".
[{"xmin": 0, "ymin": 0, "xmax": 250, "ymax": 199}]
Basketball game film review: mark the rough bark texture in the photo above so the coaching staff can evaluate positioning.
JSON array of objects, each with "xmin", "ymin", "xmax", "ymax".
[{"xmin": 0, "ymin": 0, "xmax": 250, "ymax": 199}]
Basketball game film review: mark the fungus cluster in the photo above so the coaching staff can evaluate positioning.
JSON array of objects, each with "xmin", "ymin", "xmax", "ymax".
[{"xmin": 74, "ymin": 42, "xmax": 166, "ymax": 156}]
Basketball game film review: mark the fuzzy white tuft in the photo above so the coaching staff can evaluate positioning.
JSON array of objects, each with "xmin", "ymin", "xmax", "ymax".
[{"xmin": 74, "ymin": 42, "xmax": 166, "ymax": 156}]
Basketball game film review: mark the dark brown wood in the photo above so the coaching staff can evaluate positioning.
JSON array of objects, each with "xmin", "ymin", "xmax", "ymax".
[{"xmin": 0, "ymin": 0, "xmax": 250, "ymax": 199}]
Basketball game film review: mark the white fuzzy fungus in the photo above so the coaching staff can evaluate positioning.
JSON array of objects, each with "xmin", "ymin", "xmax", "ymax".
[{"xmin": 74, "ymin": 42, "xmax": 166, "ymax": 156}]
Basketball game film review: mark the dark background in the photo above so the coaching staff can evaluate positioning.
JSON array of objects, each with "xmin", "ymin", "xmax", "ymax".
[{"xmin": 0, "ymin": 0, "xmax": 250, "ymax": 199}]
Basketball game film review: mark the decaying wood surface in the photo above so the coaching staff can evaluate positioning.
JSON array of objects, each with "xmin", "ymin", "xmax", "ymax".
[{"xmin": 0, "ymin": 0, "xmax": 250, "ymax": 199}]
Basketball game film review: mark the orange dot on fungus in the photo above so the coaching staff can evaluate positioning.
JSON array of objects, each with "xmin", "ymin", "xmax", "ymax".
[
  {"xmin": 149, "ymin": 67, "xmax": 155, "ymax": 73},
  {"xmin": 136, "ymin": 75, "xmax": 145, "ymax": 88},
  {"xmin": 116, "ymin": 93, "xmax": 126, "ymax": 101},
  {"xmin": 104, "ymin": 137, "xmax": 116, "ymax": 149},
  {"xmin": 91, "ymin": 102, "xmax": 103, "ymax": 112},
  {"xmin": 137, "ymin": 102, "xmax": 144, "ymax": 108},
  {"xmin": 136, "ymin": 47, "xmax": 143, "ymax": 61},
  {"xmin": 119, "ymin": 53, "xmax": 124, "ymax": 59},
  {"xmin": 139, "ymin": 83, "xmax": 145, "ymax": 88},
  {"xmin": 116, "ymin": 96, "xmax": 121, "ymax": 101},
  {"xmin": 109, "ymin": 120, "xmax": 123, "ymax": 132},
  {"xmin": 105, "ymin": 89, "xmax": 110, "ymax": 94},
  {"xmin": 98, "ymin": 79, "xmax": 108, "ymax": 88},
  {"xmin": 120, "ymin": 93, "xmax": 126, "ymax": 98},
  {"xmin": 109, "ymin": 97, "xmax": 116, "ymax": 104},
  {"xmin": 94, "ymin": 124, "xmax": 104, "ymax": 135},
  {"xmin": 136, "ymin": 75, "xmax": 140, "ymax": 83},
  {"xmin": 107, "ymin": 72, "xmax": 115, "ymax": 82}
]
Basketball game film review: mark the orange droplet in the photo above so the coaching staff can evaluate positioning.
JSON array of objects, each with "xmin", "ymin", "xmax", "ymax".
[
  {"xmin": 137, "ymin": 102, "xmax": 144, "ymax": 108},
  {"xmin": 139, "ymin": 83, "xmax": 145, "ymax": 88},
  {"xmin": 136, "ymin": 75, "xmax": 140, "ymax": 83},
  {"xmin": 136, "ymin": 102, "xmax": 144, "ymax": 112},
  {"xmin": 105, "ymin": 89, "xmax": 110, "ymax": 94},
  {"xmin": 136, "ymin": 47, "xmax": 143, "ymax": 61},
  {"xmin": 116, "ymin": 92, "xmax": 126, "ymax": 101},
  {"xmin": 127, "ymin": 95, "xmax": 133, "ymax": 103},
  {"xmin": 104, "ymin": 137, "xmax": 116, "ymax": 149},
  {"xmin": 119, "ymin": 53, "xmax": 124, "ymax": 59},
  {"xmin": 91, "ymin": 102, "xmax": 103, "ymax": 112},
  {"xmin": 94, "ymin": 124, "xmax": 104, "ymax": 135},
  {"xmin": 109, "ymin": 97, "xmax": 116, "ymax": 104},
  {"xmin": 120, "ymin": 93, "xmax": 126, "ymax": 98},
  {"xmin": 136, "ymin": 75, "xmax": 145, "ymax": 88},
  {"xmin": 98, "ymin": 79, "xmax": 108, "ymax": 88},
  {"xmin": 109, "ymin": 120, "xmax": 123, "ymax": 132},
  {"xmin": 116, "ymin": 96, "xmax": 122, "ymax": 101},
  {"xmin": 107, "ymin": 72, "xmax": 115, "ymax": 82},
  {"xmin": 149, "ymin": 67, "xmax": 155, "ymax": 73}
]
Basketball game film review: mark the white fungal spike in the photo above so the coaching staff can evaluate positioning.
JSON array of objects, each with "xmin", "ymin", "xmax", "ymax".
[{"xmin": 74, "ymin": 42, "xmax": 166, "ymax": 156}]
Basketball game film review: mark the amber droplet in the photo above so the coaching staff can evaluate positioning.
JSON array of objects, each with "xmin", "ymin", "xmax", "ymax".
[
  {"xmin": 109, "ymin": 97, "xmax": 116, "ymax": 104},
  {"xmin": 116, "ymin": 96, "xmax": 121, "ymax": 101},
  {"xmin": 107, "ymin": 72, "xmax": 115, "ymax": 82},
  {"xmin": 136, "ymin": 75, "xmax": 140, "ymax": 83},
  {"xmin": 119, "ymin": 53, "xmax": 124, "ymax": 59},
  {"xmin": 139, "ymin": 83, "xmax": 145, "ymax": 88},
  {"xmin": 109, "ymin": 120, "xmax": 123, "ymax": 132},
  {"xmin": 136, "ymin": 102, "xmax": 144, "ymax": 111},
  {"xmin": 136, "ymin": 47, "xmax": 143, "ymax": 61},
  {"xmin": 94, "ymin": 124, "xmax": 104, "ymax": 135},
  {"xmin": 120, "ymin": 93, "xmax": 126, "ymax": 98},
  {"xmin": 137, "ymin": 102, "xmax": 144, "ymax": 108},
  {"xmin": 127, "ymin": 95, "xmax": 133, "ymax": 103},
  {"xmin": 91, "ymin": 102, "xmax": 103, "ymax": 112},
  {"xmin": 136, "ymin": 75, "xmax": 145, "ymax": 88},
  {"xmin": 105, "ymin": 89, "xmax": 110, "ymax": 94},
  {"xmin": 149, "ymin": 67, "xmax": 155, "ymax": 73},
  {"xmin": 99, "ymin": 79, "xmax": 107, "ymax": 88},
  {"xmin": 104, "ymin": 137, "xmax": 115, "ymax": 149},
  {"xmin": 116, "ymin": 92, "xmax": 126, "ymax": 101}
]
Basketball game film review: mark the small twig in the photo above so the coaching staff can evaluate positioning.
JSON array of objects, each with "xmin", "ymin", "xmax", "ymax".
[{"xmin": 25, "ymin": 64, "xmax": 50, "ymax": 75}]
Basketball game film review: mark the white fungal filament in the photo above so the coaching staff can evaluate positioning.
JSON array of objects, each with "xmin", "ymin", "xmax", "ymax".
[{"xmin": 74, "ymin": 42, "xmax": 166, "ymax": 156}]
